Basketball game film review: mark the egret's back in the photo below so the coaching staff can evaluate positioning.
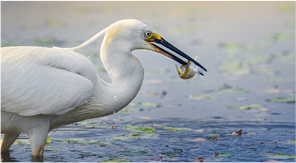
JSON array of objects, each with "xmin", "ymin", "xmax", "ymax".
[{"xmin": 1, "ymin": 46, "xmax": 96, "ymax": 116}]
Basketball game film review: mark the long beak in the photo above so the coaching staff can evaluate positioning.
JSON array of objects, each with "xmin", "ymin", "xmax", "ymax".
[{"xmin": 146, "ymin": 34, "xmax": 207, "ymax": 72}]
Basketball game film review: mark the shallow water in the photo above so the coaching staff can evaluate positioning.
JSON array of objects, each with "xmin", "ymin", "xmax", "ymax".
[{"xmin": 1, "ymin": 1, "xmax": 295, "ymax": 162}]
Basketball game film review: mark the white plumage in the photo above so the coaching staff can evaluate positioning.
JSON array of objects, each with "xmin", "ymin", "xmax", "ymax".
[{"xmin": 1, "ymin": 19, "xmax": 206, "ymax": 159}]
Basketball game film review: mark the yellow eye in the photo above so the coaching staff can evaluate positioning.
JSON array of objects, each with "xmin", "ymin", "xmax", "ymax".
[{"xmin": 145, "ymin": 31, "xmax": 152, "ymax": 38}]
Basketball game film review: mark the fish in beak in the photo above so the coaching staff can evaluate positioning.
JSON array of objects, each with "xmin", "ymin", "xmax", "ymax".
[{"xmin": 145, "ymin": 31, "xmax": 207, "ymax": 79}]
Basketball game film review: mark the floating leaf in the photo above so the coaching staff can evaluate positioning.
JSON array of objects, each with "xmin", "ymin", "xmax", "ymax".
[
  {"xmin": 221, "ymin": 68, "xmax": 251, "ymax": 75},
  {"xmin": 252, "ymin": 68, "xmax": 279, "ymax": 75},
  {"xmin": 32, "ymin": 38, "xmax": 59, "ymax": 46},
  {"xmin": 243, "ymin": 56, "xmax": 269, "ymax": 65},
  {"xmin": 128, "ymin": 102, "xmax": 160, "ymax": 107},
  {"xmin": 64, "ymin": 138, "xmax": 111, "ymax": 145},
  {"xmin": 229, "ymin": 106, "xmax": 251, "ymax": 110},
  {"xmin": 268, "ymin": 32, "xmax": 294, "ymax": 42},
  {"xmin": 219, "ymin": 42, "xmax": 242, "ymax": 56},
  {"xmin": 218, "ymin": 84, "xmax": 249, "ymax": 94},
  {"xmin": 45, "ymin": 18, "xmax": 64, "ymax": 27},
  {"xmin": 267, "ymin": 97, "xmax": 295, "ymax": 103},
  {"xmin": 111, "ymin": 133, "xmax": 158, "ymax": 140},
  {"xmin": 281, "ymin": 52, "xmax": 295, "ymax": 61},
  {"xmin": 208, "ymin": 135, "xmax": 220, "ymax": 140},
  {"xmin": 189, "ymin": 94, "xmax": 217, "ymax": 101},
  {"xmin": 163, "ymin": 127, "xmax": 193, "ymax": 132},
  {"xmin": 263, "ymin": 77, "xmax": 284, "ymax": 82},
  {"xmin": 123, "ymin": 125, "xmax": 155, "ymax": 132},
  {"xmin": 231, "ymin": 129, "xmax": 242, "ymax": 135},
  {"xmin": 218, "ymin": 61, "xmax": 241, "ymax": 70},
  {"xmin": 266, "ymin": 153, "xmax": 296, "ymax": 160},
  {"xmin": 119, "ymin": 108, "xmax": 142, "ymax": 113}
]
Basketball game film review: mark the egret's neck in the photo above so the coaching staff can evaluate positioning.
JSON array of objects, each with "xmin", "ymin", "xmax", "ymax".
[{"xmin": 97, "ymin": 38, "xmax": 144, "ymax": 112}]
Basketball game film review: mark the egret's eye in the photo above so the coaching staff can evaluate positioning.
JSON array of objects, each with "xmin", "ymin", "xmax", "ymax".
[{"xmin": 145, "ymin": 31, "xmax": 152, "ymax": 38}]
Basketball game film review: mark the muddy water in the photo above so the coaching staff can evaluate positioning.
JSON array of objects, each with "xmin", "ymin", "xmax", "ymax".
[{"xmin": 1, "ymin": 1, "xmax": 295, "ymax": 162}]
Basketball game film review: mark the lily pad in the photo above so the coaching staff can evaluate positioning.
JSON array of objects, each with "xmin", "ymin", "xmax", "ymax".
[
  {"xmin": 218, "ymin": 84, "xmax": 249, "ymax": 94},
  {"xmin": 111, "ymin": 133, "xmax": 158, "ymax": 140},
  {"xmin": 219, "ymin": 42, "xmax": 243, "ymax": 57},
  {"xmin": 123, "ymin": 125, "xmax": 156, "ymax": 132},
  {"xmin": 128, "ymin": 102, "xmax": 160, "ymax": 107},
  {"xmin": 252, "ymin": 68, "xmax": 279, "ymax": 75},
  {"xmin": 218, "ymin": 61, "xmax": 241, "ymax": 70},
  {"xmin": 119, "ymin": 108, "xmax": 142, "ymax": 113},
  {"xmin": 267, "ymin": 97, "xmax": 295, "ymax": 103},
  {"xmin": 229, "ymin": 106, "xmax": 251, "ymax": 110},
  {"xmin": 266, "ymin": 153, "xmax": 296, "ymax": 160},
  {"xmin": 221, "ymin": 68, "xmax": 251, "ymax": 75},
  {"xmin": 163, "ymin": 127, "xmax": 193, "ymax": 132}
]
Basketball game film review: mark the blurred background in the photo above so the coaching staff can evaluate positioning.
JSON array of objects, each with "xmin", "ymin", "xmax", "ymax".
[{"xmin": 1, "ymin": 1, "xmax": 295, "ymax": 162}]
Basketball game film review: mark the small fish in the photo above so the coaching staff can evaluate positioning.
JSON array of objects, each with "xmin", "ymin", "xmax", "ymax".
[{"xmin": 175, "ymin": 55, "xmax": 203, "ymax": 82}]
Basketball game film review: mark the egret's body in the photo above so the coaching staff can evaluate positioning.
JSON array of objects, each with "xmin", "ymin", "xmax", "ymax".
[{"xmin": 1, "ymin": 19, "xmax": 206, "ymax": 158}]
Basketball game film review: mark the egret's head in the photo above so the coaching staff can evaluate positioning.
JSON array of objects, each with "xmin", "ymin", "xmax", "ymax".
[{"xmin": 105, "ymin": 19, "xmax": 207, "ymax": 72}]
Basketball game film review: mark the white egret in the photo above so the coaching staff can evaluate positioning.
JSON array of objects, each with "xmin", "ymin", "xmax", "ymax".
[{"xmin": 1, "ymin": 19, "xmax": 207, "ymax": 159}]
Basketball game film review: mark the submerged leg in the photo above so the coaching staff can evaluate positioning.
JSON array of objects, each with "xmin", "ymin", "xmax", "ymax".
[
  {"xmin": 27, "ymin": 120, "xmax": 50, "ymax": 158},
  {"xmin": 1, "ymin": 132, "xmax": 21, "ymax": 154}
]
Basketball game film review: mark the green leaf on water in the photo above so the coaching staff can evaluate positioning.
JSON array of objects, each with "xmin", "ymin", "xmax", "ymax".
[
  {"xmin": 266, "ymin": 153, "xmax": 296, "ymax": 160},
  {"xmin": 45, "ymin": 18, "xmax": 64, "ymax": 27},
  {"xmin": 119, "ymin": 108, "xmax": 142, "ymax": 113},
  {"xmin": 208, "ymin": 134, "xmax": 220, "ymax": 140},
  {"xmin": 123, "ymin": 125, "xmax": 156, "ymax": 132},
  {"xmin": 263, "ymin": 77, "xmax": 284, "ymax": 82},
  {"xmin": 219, "ymin": 42, "xmax": 243, "ymax": 57},
  {"xmin": 163, "ymin": 127, "xmax": 193, "ymax": 132},
  {"xmin": 111, "ymin": 133, "xmax": 158, "ymax": 140},
  {"xmin": 32, "ymin": 38, "xmax": 58, "ymax": 46},
  {"xmin": 128, "ymin": 102, "xmax": 160, "ymax": 107},
  {"xmin": 252, "ymin": 68, "xmax": 279, "ymax": 75},
  {"xmin": 218, "ymin": 84, "xmax": 249, "ymax": 94},
  {"xmin": 218, "ymin": 61, "xmax": 241, "ymax": 70},
  {"xmin": 64, "ymin": 138, "xmax": 112, "ymax": 145},
  {"xmin": 229, "ymin": 106, "xmax": 251, "ymax": 110},
  {"xmin": 221, "ymin": 68, "xmax": 251, "ymax": 75},
  {"xmin": 188, "ymin": 94, "xmax": 217, "ymax": 101},
  {"xmin": 281, "ymin": 52, "xmax": 295, "ymax": 61},
  {"xmin": 267, "ymin": 97, "xmax": 295, "ymax": 103},
  {"xmin": 243, "ymin": 56, "xmax": 269, "ymax": 65},
  {"xmin": 269, "ymin": 32, "xmax": 294, "ymax": 41},
  {"xmin": 2, "ymin": 42, "xmax": 20, "ymax": 47}
]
